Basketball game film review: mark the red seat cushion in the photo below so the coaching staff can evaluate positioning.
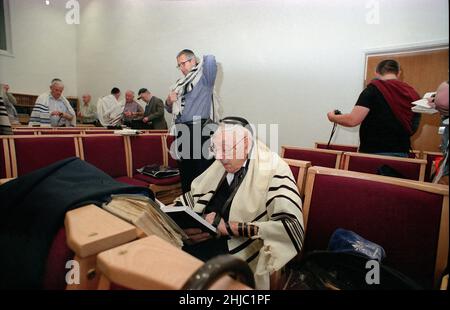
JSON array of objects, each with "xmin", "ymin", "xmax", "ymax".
[
  {"xmin": 43, "ymin": 227, "xmax": 75, "ymax": 290},
  {"xmin": 347, "ymin": 156, "xmax": 421, "ymax": 180},
  {"xmin": 115, "ymin": 176, "xmax": 149, "ymax": 187},
  {"xmin": 284, "ymin": 148, "xmax": 338, "ymax": 168},
  {"xmin": 133, "ymin": 173, "xmax": 180, "ymax": 186},
  {"xmin": 82, "ymin": 136, "xmax": 128, "ymax": 178},
  {"xmin": 13, "ymin": 137, "xmax": 78, "ymax": 176},
  {"xmin": 316, "ymin": 143, "xmax": 358, "ymax": 152},
  {"xmin": 304, "ymin": 174, "xmax": 443, "ymax": 288}
]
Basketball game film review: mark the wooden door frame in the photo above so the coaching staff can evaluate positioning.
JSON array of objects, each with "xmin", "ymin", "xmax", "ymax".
[{"xmin": 363, "ymin": 40, "xmax": 449, "ymax": 87}]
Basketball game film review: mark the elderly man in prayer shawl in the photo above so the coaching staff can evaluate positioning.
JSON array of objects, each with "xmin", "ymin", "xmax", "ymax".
[
  {"xmin": 29, "ymin": 79, "xmax": 76, "ymax": 127},
  {"xmin": 97, "ymin": 88, "xmax": 125, "ymax": 127},
  {"xmin": 175, "ymin": 117, "xmax": 304, "ymax": 289}
]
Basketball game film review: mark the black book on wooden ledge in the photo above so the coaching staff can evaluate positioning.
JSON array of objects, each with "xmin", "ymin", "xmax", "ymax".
[
  {"xmin": 161, "ymin": 205, "xmax": 217, "ymax": 235},
  {"xmin": 137, "ymin": 164, "xmax": 180, "ymax": 179}
]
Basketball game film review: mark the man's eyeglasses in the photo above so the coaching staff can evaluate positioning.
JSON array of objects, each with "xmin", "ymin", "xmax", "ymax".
[
  {"xmin": 210, "ymin": 137, "xmax": 246, "ymax": 159},
  {"xmin": 176, "ymin": 58, "xmax": 193, "ymax": 69}
]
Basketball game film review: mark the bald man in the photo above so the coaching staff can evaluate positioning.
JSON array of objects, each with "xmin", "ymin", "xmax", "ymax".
[{"xmin": 77, "ymin": 94, "xmax": 97, "ymax": 124}]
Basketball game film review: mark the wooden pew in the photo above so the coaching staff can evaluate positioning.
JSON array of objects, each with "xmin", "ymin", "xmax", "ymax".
[
  {"xmin": 97, "ymin": 235, "xmax": 251, "ymax": 290},
  {"xmin": 65, "ymin": 205, "xmax": 138, "ymax": 290}
]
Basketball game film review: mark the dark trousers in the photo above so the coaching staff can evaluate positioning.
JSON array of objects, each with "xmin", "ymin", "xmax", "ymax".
[{"xmin": 175, "ymin": 120, "xmax": 216, "ymax": 193}]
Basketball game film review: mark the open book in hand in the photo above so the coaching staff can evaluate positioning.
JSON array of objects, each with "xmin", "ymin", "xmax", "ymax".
[
  {"xmin": 136, "ymin": 164, "xmax": 180, "ymax": 179},
  {"xmin": 102, "ymin": 194, "xmax": 216, "ymax": 248},
  {"xmin": 411, "ymin": 92, "xmax": 439, "ymax": 114},
  {"xmin": 160, "ymin": 205, "xmax": 217, "ymax": 235}
]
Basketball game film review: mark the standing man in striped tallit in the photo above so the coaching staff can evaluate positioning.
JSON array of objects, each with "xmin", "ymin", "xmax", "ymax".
[
  {"xmin": 175, "ymin": 117, "xmax": 304, "ymax": 289},
  {"xmin": 165, "ymin": 49, "xmax": 221, "ymax": 193}
]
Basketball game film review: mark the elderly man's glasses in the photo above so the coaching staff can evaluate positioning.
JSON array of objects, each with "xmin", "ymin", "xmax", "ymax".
[
  {"xmin": 210, "ymin": 137, "xmax": 246, "ymax": 159},
  {"xmin": 176, "ymin": 58, "xmax": 193, "ymax": 69}
]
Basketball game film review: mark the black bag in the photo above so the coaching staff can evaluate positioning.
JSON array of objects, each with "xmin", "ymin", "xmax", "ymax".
[
  {"xmin": 285, "ymin": 251, "xmax": 422, "ymax": 290},
  {"xmin": 137, "ymin": 164, "xmax": 180, "ymax": 179},
  {"xmin": 377, "ymin": 164, "xmax": 405, "ymax": 178}
]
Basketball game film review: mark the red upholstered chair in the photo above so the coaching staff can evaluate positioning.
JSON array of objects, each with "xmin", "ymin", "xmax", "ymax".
[
  {"xmin": 282, "ymin": 158, "xmax": 311, "ymax": 198},
  {"xmin": 302, "ymin": 167, "xmax": 449, "ymax": 288},
  {"xmin": 9, "ymin": 136, "xmax": 80, "ymax": 177},
  {"xmin": 342, "ymin": 152, "xmax": 427, "ymax": 181},
  {"xmin": 0, "ymin": 138, "xmax": 11, "ymax": 179},
  {"xmin": 80, "ymin": 135, "xmax": 128, "ymax": 178},
  {"xmin": 128, "ymin": 134, "xmax": 181, "ymax": 202},
  {"xmin": 315, "ymin": 142, "xmax": 359, "ymax": 153},
  {"xmin": 281, "ymin": 146, "xmax": 343, "ymax": 169},
  {"xmin": 423, "ymin": 151, "xmax": 444, "ymax": 182},
  {"xmin": 79, "ymin": 135, "xmax": 147, "ymax": 187}
]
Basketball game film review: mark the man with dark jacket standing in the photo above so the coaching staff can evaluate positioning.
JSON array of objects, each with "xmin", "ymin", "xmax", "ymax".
[{"xmin": 138, "ymin": 88, "xmax": 167, "ymax": 130}]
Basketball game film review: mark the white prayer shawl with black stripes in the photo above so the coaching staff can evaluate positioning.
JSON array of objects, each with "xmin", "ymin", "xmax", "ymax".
[
  {"xmin": 170, "ymin": 57, "xmax": 204, "ymax": 119},
  {"xmin": 0, "ymin": 97, "xmax": 13, "ymax": 135},
  {"xmin": 176, "ymin": 140, "xmax": 304, "ymax": 289},
  {"xmin": 29, "ymin": 93, "xmax": 76, "ymax": 127},
  {"xmin": 169, "ymin": 57, "xmax": 222, "ymax": 126}
]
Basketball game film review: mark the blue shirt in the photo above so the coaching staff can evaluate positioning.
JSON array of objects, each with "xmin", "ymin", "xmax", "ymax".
[
  {"xmin": 166, "ymin": 55, "xmax": 217, "ymax": 123},
  {"xmin": 48, "ymin": 95, "xmax": 71, "ymax": 127}
]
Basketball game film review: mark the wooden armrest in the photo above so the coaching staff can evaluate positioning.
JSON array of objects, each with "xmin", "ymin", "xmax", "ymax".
[
  {"xmin": 0, "ymin": 178, "xmax": 14, "ymax": 185},
  {"xmin": 441, "ymin": 274, "xmax": 448, "ymax": 290},
  {"xmin": 97, "ymin": 235, "xmax": 251, "ymax": 290},
  {"xmin": 65, "ymin": 205, "xmax": 137, "ymax": 258}
]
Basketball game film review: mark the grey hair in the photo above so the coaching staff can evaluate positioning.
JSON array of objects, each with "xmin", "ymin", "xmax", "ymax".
[
  {"xmin": 176, "ymin": 49, "xmax": 196, "ymax": 60},
  {"xmin": 50, "ymin": 80, "xmax": 64, "ymax": 88}
]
